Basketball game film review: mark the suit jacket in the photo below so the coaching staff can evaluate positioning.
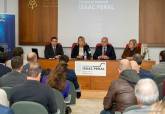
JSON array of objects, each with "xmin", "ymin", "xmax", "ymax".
[
  {"xmin": 44, "ymin": 43, "xmax": 64, "ymax": 59},
  {"xmin": 151, "ymin": 62, "xmax": 165, "ymax": 76},
  {"xmin": 0, "ymin": 105, "xmax": 13, "ymax": 114},
  {"xmin": 0, "ymin": 71, "xmax": 26, "ymax": 87},
  {"xmin": 122, "ymin": 47, "xmax": 141, "ymax": 59},
  {"xmin": 0, "ymin": 64, "xmax": 11, "ymax": 78},
  {"xmin": 10, "ymin": 80, "xmax": 57, "ymax": 114},
  {"xmin": 71, "ymin": 44, "xmax": 91, "ymax": 59},
  {"xmin": 93, "ymin": 44, "xmax": 116, "ymax": 60}
]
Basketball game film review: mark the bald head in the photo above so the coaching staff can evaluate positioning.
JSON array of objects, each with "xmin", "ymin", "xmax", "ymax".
[
  {"xmin": 119, "ymin": 59, "xmax": 132, "ymax": 72},
  {"xmin": 27, "ymin": 52, "xmax": 37, "ymax": 63},
  {"xmin": 130, "ymin": 60, "xmax": 140, "ymax": 73}
]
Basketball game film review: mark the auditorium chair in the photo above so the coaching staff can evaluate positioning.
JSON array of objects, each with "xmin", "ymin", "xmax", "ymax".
[
  {"xmin": 66, "ymin": 81, "xmax": 76, "ymax": 105},
  {"xmin": 1, "ymin": 86, "xmax": 12, "ymax": 100},
  {"xmin": 11, "ymin": 101, "xmax": 48, "ymax": 114},
  {"xmin": 53, "ymin": 89, "xmax": 66, "ymax": 114}
]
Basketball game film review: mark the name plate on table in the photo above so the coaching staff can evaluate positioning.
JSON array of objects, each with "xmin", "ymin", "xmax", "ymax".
[{"xmin": 75, "ymin": 61, "xmax": 106, "ymax": 76}]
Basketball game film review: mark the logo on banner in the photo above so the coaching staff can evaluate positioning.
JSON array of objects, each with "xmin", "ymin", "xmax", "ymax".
[{"xmin": 75, "ymin": 61, "xmax": 106, "ymax": 76}]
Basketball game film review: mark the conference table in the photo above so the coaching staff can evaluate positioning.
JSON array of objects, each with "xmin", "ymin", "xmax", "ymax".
[{"xmin": 38, "ymin": 59, "xmax": 155, "ymax": 90}]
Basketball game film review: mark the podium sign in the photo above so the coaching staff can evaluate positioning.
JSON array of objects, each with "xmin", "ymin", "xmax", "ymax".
[{"xmin": 75, "ymin": 61, "xmax": 106, "ymax": 76}]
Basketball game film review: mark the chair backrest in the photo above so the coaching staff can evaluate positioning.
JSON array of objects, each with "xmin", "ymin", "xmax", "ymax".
[
  {"xmin": 53, "ymin": 89, "xmax": 66, "ymax": 114},
  {"xmin": 32, "ymin": 48, "xmax": 39, "ymax": 58},
  {"xmin": 11, "ymin": 101, "xmax": 48, "ymax": 114},
  {"xmin": 1, "ymin": 87, "xmax": 12, "ymax": 100},
  {"xmin": 124, "ymin": 105, "xmax": 140, "ymax": 113},
  {"xmin": 125, "ymin": 43, "xmax": 142, "ymax": 49},
  {"xmin": 66, "ymin": 81, "xmax": 76, "ymax": 105}
]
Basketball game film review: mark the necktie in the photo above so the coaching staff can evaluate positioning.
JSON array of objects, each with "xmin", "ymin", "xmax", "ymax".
[
  {"xmin": 103, "ymin": 47, "xmax": 106, "ymax": 55},
  {"xmin": 53, "ymin": 46, "xmax": 56, "ymax": 54}
]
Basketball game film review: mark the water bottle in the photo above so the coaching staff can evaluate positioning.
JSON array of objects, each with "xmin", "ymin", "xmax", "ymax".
[{"xmin": 84, "ymin": 51, "xmax": 87, "ymax": 60}]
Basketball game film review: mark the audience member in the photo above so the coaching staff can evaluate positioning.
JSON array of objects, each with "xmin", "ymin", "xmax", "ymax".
[
  {"xmin": 93, "ymin": 37, "xmax": 116, "ymax": 60},
  {"xmin": 22, "ymin": 52, "xmax": 38, "ymax": 74},
  {"xmin": 48, "ymin": 62, "xmax": 70, "ymax": 99},
  {"xmin": 149, "ymin": 101, "xmax": 165, "ymax": 114},
  {"xmin": 6, "ymin": 47, "xmax": 27, "ymax": 68},
  {"xmin": 132, "ymin": 54, "xmax": 154, "ymax": 79},
  {"xmin": 151, "ymin": 50, "xmax": 165, "ymax": 76},
  {"xmin": 71, "ymin": 36, "xmax": 91, "ymax": 60},
  {"xmin": 10, "ymin": 63, "xmax": 57, "ymax": 114},
  {"xmin": 124, "ymin": 79, "xmax": 159, "ymax": 114},
  {"xmin": 0, "ymin": 52, "xmax": 11, "ymax": 77},
  {"xmin": 122, "ymin": 39, "xmax": 141, "ymax": 60},
  {"xmin": 59, "ymin": 55, "xmax": 81, "ymax": 98},
  {"xmin": 0, "ymin": 88, "xmax": 13, "ymax": 114},
  {"xmin": 101, "ymin": 59, "xmax": 140, "ymax": 114},
  {"xmin": 0, "ymin": 56, "xmax": 26, "ymax": 87},
  {"xmin": 44, "ymin": 37, "xmax": 64, "ymax": 59}
]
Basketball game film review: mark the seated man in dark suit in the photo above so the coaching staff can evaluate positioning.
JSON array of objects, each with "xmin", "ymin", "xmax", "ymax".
[
  {"xmin": 44, "ymin": 37, "xmax": 64, "ymax": 59},
  {"xmin": 0, "ymin": 56, "xmax": 26, "ymax": 87},
  {"xmin": 0, "ymin": 46, "xmax": 4, "ymax": 52},
  {"xmin": 71, "ymin": 36, "xmax": 91, "ymax": 60},
  {"xmin": 93, "ymin": 37, "xmax": 116, "ymax": 60},
  {"xmin": 10, "ymin": 63, "xmax": 57, "ymax": 114},
  {"xmin": 0, "ymin": 52, "xmax": 11, "ymax": 77}
]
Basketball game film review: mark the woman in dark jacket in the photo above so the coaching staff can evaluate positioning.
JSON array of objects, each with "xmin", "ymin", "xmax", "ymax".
[{"xmin": 71, "ymin": 36, "xmax": 91, "ymax": 60}]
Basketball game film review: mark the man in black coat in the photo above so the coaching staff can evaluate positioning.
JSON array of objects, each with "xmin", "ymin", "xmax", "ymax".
[
  {"xmin": 0, "ymin": 52, "xmax": 11, "ymax": 77},
  {"xmin": 93, "ymin": 37, "xmax": 116, "ymax": 60},
  {"xmin": 44, "ymin": 37, "xmax": 64, "ymax": 59}
]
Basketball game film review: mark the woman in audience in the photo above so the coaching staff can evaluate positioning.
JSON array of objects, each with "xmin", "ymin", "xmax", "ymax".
[
  {"xmin": 71, "ymin": 36, "xmax": 91, "ymax": 60},
  {"xmin": 122, "ymin": 39, "xmax": 141, "ymax": 60},
  {"xmin": 0, "ymin": 88, "xmax": 13, "ymax": 114},
  {"xmin": 48, "ymin": 62, "xmax": 70, "ymax": 98},
  {"xmin": 150, "ymin": 101, "xmax": 165, "ymax": 114}
]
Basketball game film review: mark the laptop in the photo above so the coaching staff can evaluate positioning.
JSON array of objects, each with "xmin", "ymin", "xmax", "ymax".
[{"xmin": 32, "ymin": 48, "xmax": 39, "ymax": 59}]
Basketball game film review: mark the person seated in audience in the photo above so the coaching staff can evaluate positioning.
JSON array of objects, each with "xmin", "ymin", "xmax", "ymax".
[
  {"xmin": 59, "ymin": 55, "xmax": 81, "ymax": 98},
  {"xmin": 44, "ymin": 37, "xmax": 64, "ymax": 59},
  {"xmin": 101, "ymin": 59, "xmax": 140, "ymax": 114},
  {"xmin": 0, "ymin": 52, "xmax": 11, "ymax": 77},
  {"xmin": 123, "ymin": 79, "xmax": 159, "ymax": 114},
  {"xmin": 0, "ymin": 88, "xmax": 13, "ymax": 114},
  {"xmin": 93, "ymin": 37, "xmax": 116, "ymax": 60},
  {"xmin": 0, "ymin": 56, "xmax": 26, "ymax": 87},
  {"xmin": 133, "ymin": 54, "xmax": 154, "ymax": 79},
  {"xmin": 22, "ymin": 52, "xmax": 38, "ymax": 74},
  {"xmin": 10, "ymin": 63, "xmax": 57, "ymax": 114},
  {"xmin": 6, "ymin": 47, "xmax": 27, "ymax": 69},
  {"xmin": 48, "ymin": 62, "xmax": 70, "ymax": 99},
  {"xmin": 71, "ymin": 36, "xmax": 91, "ymax": 60},
  {"xmin": 149, "ymin": 101, "xmax": 165, "ymax": 114},
  {"xmin": 151, "ymin": 50, "xmax": 165, "ymax": 76},
  {"xmin": 122, "ymin": 39, "xmax": 141, "ymax": 60}
]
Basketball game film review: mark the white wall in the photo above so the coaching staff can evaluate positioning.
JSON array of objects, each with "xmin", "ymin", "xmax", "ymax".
[{"xmin": 0, "ymin": 0, "xmax": 164, "ymax": 62}]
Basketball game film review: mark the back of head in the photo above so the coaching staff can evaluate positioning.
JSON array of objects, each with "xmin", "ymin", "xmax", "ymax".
[
  {"xmin": 133, "ymin": 53, "xmax": 143, "ymax": 65},
  {"xmin": 11, "ymin": 56, "xmax": 23, "ymax": 70},
  {"xmin": 27, "ymin": 52, "xmax": 37, "ymax": 63},
  {"xmin": 59, "ymin": 55, "xmax": 69, "ymax": 63},
  {"xmin": 119, "ymin": 59, "xmax": 132, "ymax": 72},
  {"xmin": 27, "ymin": 63, "xmax": 41, "ymax": 78},
  {"xmin": 130, "ymin": 60, "xmax": 140, "ymax": 73},
  {"xmin": 0, "ymin": 52, "xmax": 7, "ymax": 63},
  {"xmin": 12, "ymin": 47, "xmax": 24, "ymax": 57},
  {"xmin": 160, "ymin": 50, "xmax": 165, "ymax": 62},
  {"xmin": 135, "ymin": 79, "xmax": 159, "ymax": 105}
]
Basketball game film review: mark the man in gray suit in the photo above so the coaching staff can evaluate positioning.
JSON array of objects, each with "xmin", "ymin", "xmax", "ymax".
[
  {"xmin": 151, "ymin": 50, "xmax": 165, "ymax": 76},
  {"xmin": 0, "ymin": 56, "xmax": 26, "ymax": 87},
  {"xmin": 123, "ymin": 79, "xmax": 159, "ymax": 114}
]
